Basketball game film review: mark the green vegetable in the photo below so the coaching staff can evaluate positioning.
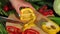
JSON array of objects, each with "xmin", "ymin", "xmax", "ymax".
[
  {"xmin": 53, "ymin": 0, "xmax": 60, "ymax": 16},
  {"xmin": 0, "ymin": 0, "xmax": 9, "ymax": 7},
  {"xmin": 48, "ymin": 17, "xmax": 60, "ymax": 25},
  {"xmin": 0, "ymin": 22, "xmax": 8, "ymax": 34},
  {"xmin": 25, "ymin": 0, "xmax": 42, "ymax": 2},
  {"xmin": 31, "ymin": 3, "xmax": 40, "ymax": 10},
  {"xmin": 2, "ymin": 10, "xmax": 8, "ymax": 16},
  {"xmin": 0, "ymin": 9, "xmax": 8, "ymax": 16},
  {"xmin": 37, "ymin": 1, "xmax": 53, "ymax": 8},
  {"xmin": 26, "ymin": 0, "xmax": 53, "ymax": 8},
  {"xmin": 0, "ymin": 8, "xmax": 16, "ymax": 17}
]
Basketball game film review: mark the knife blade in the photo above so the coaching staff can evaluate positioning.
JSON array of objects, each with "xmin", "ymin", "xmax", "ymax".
[{"xmin": 0, "ymin": 16, "xmax": 24, "ymax": 25}]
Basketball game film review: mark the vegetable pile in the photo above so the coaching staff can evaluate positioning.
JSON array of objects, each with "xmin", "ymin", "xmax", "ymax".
[{"xmin": 0, "ymin": 0, "xmax": 60, "ymax": 34}]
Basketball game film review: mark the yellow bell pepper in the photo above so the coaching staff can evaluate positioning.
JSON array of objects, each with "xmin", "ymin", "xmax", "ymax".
[
  {"xmin": 20, "ymin": 8, "xmax": 36, "ymax": 23},
  {"xmin": 20, "ymin": 8, "xmax": 36, "ymax": 31},
  {"xmin": 23, "ymin": 22, "xmax": 36, "ymax": 31},
  {"xmin": 41, "ymin": 21, "xmax": 59, "ymax": 34}
]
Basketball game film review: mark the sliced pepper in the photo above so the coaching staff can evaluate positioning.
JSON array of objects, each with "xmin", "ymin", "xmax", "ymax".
[
  {"xmin": 41, "ymin": 21, "xmax": 60, "ymax": 34},
  {"xmin": 22, "ymin": 29, "xmax": 39, "ymax": 34},
  {"xmin": 6, "ymin": 26, "xmax": 22, "ymax": 34},
  {"xmin": 20, "ymin": 8, "xmax": 36, "ymax": 23}
]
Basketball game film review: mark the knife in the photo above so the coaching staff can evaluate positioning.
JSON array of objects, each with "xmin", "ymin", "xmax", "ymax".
[{"xmin": 0, "ymin": 16, "xmax": 24, "ymax": 25}]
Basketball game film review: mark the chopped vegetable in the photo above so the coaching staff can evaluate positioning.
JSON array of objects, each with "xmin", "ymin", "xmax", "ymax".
[
  {"xmin": 41, "ymin": 21, "xmax": 59, "ymax": 34},
  {"xmin": 22, "ymin": 29, "xmax": 39, "ymax": 34},
  {"xmin": 6, "ymin": 26, "xmax": 22, "ymax": 34}
]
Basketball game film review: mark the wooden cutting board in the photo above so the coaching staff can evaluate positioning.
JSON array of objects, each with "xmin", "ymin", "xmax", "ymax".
[{"xmin": 6, "ymin": 13, "xmax": 47, "ymax": 34}]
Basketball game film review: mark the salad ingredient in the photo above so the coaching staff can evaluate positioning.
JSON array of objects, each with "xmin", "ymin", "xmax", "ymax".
[
  {"xmin": 6, "ymin": 26, "xmax": 22, "ymax": 34},
  {"xmin": 38, "ymin": 5, "xmax": 53, "ymax": 16},
  {"xmin": 3, "ymin": 5, "xmax": 9, "ymax": 12},
  {"xmin": 41, "ymin": 21, "xmax": 59, "ymax": 34},
  {"xmin": 22, "ymin": 29, "xmax": 39, "ymax": 34},
  {"xmin": 20, "ymin": 8, "xmax": 36, "ymax": 23},
  {"xmin": 53, "ymin": 0, "xmax": 60, "ymax": 16},
  {"xmin": 0, "ymin": 23, "xmax": 8, "ymax": 34}
]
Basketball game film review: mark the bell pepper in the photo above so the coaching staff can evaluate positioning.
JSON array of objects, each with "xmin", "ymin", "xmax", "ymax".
[
  {"xmin": 20, "ymin": 8, "xmax": 37, "ymax": 31},
  {"xmin": 6, "ymin": 26, "xmax": 22, "ymax": 34},
  {"xmin": 20, "ymin": 8, "xmax": 36, "ymax": 23},
  {"xmin": 22, "ymin": 29, "xmax": 39, "ymax": 34},
  {"xmin": 23, "ymin": 22, "xmax": 36, "ymax": 31},
  {"xmin": 41, "ymin": 21, "xmax": 60, "ymax": 34}
]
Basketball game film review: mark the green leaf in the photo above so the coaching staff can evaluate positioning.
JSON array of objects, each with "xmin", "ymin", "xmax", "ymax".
[
  {"xmin": 0, "ymin": 9, "xmax": 3, "ymax": 15},
  {"xmin": 0, "ymin": 0, "xmax": 8, "ymax": 6},
  {"xmin": 0, "ymin": 2, "xmax": 1, "ymax": 5},
  {"xmin": 1, "ymin": 10, "xmax": 8, "ymax": 16},
  {"xmin": 31, "ymin": 3, "xmax": 40, "ymax": 10},
  {"xmin": 0, "ymin": 23, "xmax": 8, "ymax": 34},
  {"xmin": 49, "ymin": 17, "xmax": 60, "ymax": 25},
  {"xmin": 25, "ymin": 0, "xmax": 42, "ymax": 2},
  {"xmin": 7, "ymin": 10, "xmax": 16, "ymax": 15}
]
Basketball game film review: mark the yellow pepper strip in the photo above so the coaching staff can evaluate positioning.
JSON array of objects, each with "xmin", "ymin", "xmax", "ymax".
[
  {"xmin": 20, "ymin": 8, "xmax": 36, "ymax": 31},
  {"xmin": 23, "ymin": 22, "xmax": 36, "ymax": 31},
  {"xmin": 20, "ymin": 8, "xmax": 36, "ymax": 23},
  {"xmin": 41, "ymin": 21, "xmax": 60, "ymax": 34}
]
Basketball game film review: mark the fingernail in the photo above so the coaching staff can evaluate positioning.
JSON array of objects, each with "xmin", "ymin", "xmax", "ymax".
[{"xmin": 19, "ymin": 14, "xmax": 20, "ymax": 17}]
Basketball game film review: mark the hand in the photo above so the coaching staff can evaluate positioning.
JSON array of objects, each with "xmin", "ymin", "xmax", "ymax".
[
  {"xmin": 9, "ymin": 0, "xmax": 34, "ymax": 15},
  {"xmin": 9, "ymin": 0, "xmax": 41, "ymax": 23}
]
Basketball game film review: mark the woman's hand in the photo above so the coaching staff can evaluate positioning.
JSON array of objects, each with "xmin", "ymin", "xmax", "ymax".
[
  {"xmin": 9, "ymin": 0, "xmax": 34, "ymax": 15},
  {"xmin": 9, "ymin": 0, "xmax": 41, "ymax": 22}
]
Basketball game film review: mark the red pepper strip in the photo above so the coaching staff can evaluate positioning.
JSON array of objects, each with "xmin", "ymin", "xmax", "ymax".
[
  {"xmin": 22, "ymin": 29, "xmax": 40, "ymax": 34},
  {"xmin": 6, "ymin": 26, "xmax": 22, "ymax": 34}
]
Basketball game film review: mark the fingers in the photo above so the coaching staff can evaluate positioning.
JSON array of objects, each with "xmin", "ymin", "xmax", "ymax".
[{"xmin": 16, "ymin": 8, "xmax": 20, "ymax": 15}]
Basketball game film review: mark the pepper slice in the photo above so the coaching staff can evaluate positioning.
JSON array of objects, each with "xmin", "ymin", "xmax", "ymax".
[
  {"xmin": 22, "ymin": 29, "xmax": 39, "ymax": 34},
  {"xmin": 41, "ymin": 21, "xmax": 59, "ymax": 34},
  {"xmin": 20, "ymin": 8, "xmax": 36, "ymax": 23},
  {"xmin": 6, "ymin": 26, "xmax": 22, "ymax": 34}
]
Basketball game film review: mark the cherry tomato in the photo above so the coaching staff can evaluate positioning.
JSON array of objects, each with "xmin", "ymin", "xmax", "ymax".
[
  {"xmin": 48, "ymin": 9, "xmax": 53, "ymax": 15},
  {"xmin": 3, "ymin": 5, "xmax": 9, "ymax": 12},
  {"xmin": 38, "ymin": 5, "xmax": 48, "ymax": 14},
  {"xmin": 42, "ymin": 5, "xmax": 48, "ymax": 10},
  {"xmin": 22, "ymin": 29, "xmax": 39, "ymax": 34},
  {"xmin": 39, "ymin": 9, "xmax": 44, "ymax": 13},
  {"xmin": 6, "ymin": 26, "xmax": 22, "ymax": 34},
  {"xmin": 43, "ymin": 12, "xmax": 49, "ymax": 16}
]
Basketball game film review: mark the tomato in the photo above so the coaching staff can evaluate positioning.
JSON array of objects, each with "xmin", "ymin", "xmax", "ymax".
[
  {"xmin": 22, "ymin": 29, "xmax": 39, "ymax": 34},
  {"xmin": 6, "ymin": 26, "xmax": 22, "ymax": 34},
  {"xmin": 38, "ymin": 5, "xmax": 54, "ymax": 16},
  {"xmin": 47, "ymin": 9, "xmax": 53, "ymax": 15},
  {"xmin": 3, "ymin": 5, "xmax": 9, "ymax": 12}
]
